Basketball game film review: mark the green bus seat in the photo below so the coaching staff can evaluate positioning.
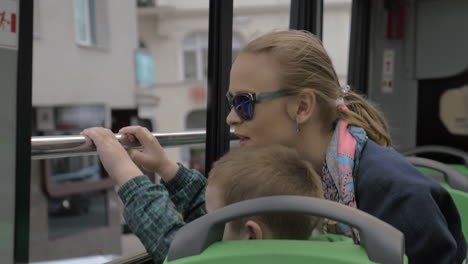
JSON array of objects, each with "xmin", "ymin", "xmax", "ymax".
[
  {"xmin": 164, "ymin": 196, "xmax": 407, "ymax": 264},
  {"xmin": 417, "ymin": 165, "xmax": 467, "ymax": 177},
  {"xmin": 450, "ymin": 164, "xmax": 468, "ymax": 176}
]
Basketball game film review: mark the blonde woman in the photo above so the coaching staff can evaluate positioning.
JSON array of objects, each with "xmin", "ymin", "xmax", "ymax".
[{"xmin": 82, "ymin": 31, "xmax": 466, "ymax": 264}]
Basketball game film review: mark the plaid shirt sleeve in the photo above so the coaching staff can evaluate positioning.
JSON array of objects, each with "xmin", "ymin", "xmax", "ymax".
[
  {"xmin": 162, "ymin": 163, "xmax": 207, "ymax": 222},
  {"xmin": 118, "ymin": 165, "xmax": 206, "ymax": 263}
]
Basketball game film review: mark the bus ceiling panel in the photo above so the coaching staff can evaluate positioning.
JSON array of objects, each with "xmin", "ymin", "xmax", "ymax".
[
  {"xmin": 289, "ymin": 0, "xmax": 323, "ymax": 40},
  {"xmin": 415, "ymin": 0, "xmax": 468, "ymax": 79}
]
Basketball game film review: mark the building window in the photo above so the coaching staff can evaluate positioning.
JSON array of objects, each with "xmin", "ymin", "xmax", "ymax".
[
  {"xmin": 136, "ymin": 50, "xmax": 156, "ymax": 88},
  {"xmin": 182, "ymin": 32, "xmax": 242, "ymax": 81},
  {"xmin": 137, "ymin": 0, "xmax": 155, "ymax": 8},
  {"xmin": 74, "ymin": 0, "xmax": 96, "ymax": 46},
  {"xmin": 136, "ymin": 42, "xmax": 156, "ymax": 88}
]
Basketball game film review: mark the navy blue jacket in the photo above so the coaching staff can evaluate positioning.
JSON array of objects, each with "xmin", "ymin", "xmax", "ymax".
[{"xmin": 356, "ymin": 140, "xmax": 467, "ymax": 263}]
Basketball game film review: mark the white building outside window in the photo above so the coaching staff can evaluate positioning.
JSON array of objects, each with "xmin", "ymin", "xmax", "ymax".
[
  {"xmin": 74, "ymin": 0, "xmax": 96, "ymax": 46},
  {"xmin": 183, "ymin": 32, "xmax": 242, "ymax": 81}
]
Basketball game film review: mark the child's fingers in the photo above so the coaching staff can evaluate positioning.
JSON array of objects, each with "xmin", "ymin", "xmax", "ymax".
[
  {"xmin": 118, "ymin": 126, "xmax": 139, "ymax": 134},
  {"xmin": 81, "ymin": 128, "xmax": 100, "ymax": 143},
  {"xmin": 119, "ymin": 126, "xmax": 158, "ymax": 148},
  {"xmin": 128, "ymin": 149, "xmax": 155, "ymax": 170},
  {"xmin": 81, "ymin": 128, "xmax": 118, "ymax": 149}
]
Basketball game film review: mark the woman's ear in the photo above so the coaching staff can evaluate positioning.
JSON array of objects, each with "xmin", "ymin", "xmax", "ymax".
[
  {"xmin": 286, "ymin": 90, "xmax": 317, "ymax": 124},
  {"xmin": 244, "ymin": 220, "xmax": 264, "ymax": 240}
]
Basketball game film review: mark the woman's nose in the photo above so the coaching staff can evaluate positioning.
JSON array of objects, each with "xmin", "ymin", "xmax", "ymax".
[{"xmin": 226, "ymin": 108, "xmax": 242, "ymax": 126}]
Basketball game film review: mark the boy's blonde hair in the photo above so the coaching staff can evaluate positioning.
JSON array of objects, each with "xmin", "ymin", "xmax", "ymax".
[
  {"xmin": 242, "ymin": 30, "xmax": 391, "ymax": 146},
  {"xmin": 208, "ymin": 145, "xmax": 323, "ymax": 240}
]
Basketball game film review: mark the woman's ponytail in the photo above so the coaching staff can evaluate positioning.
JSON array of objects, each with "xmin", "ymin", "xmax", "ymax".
[{"xmin": 338, "ymin": 91, "xmax": 392, "ymax": 146}]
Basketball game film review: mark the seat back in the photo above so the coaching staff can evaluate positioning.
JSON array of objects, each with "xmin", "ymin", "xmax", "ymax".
[
  {"xmin": 164, "ymin": 239, "xmax": 382, "ymax": 264},
  {"xmin": 164, "ymin": 196, "xmax": 407, "ymax": 264},
  {"xmin": 402, "ymin": 145, "xmax": 468, "ymax": 167}
]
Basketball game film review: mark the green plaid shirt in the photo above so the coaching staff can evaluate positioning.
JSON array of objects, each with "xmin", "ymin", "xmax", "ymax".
[{"xmin": 118, "ymin": 164, "xmax": 207, "ymax": 263}]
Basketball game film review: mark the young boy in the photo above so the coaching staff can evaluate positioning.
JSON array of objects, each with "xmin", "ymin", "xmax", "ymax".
[
  {"xmin": 205, "ymin": 144, "xmax": 324, "ymax": 241},
  {"xmin": 82, "ymin": 127, "xmax": 324, "ymax": 262}
]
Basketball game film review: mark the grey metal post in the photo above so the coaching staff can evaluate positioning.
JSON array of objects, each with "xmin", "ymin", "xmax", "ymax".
[
  {"xmin": 0, "ymin": 0, "xmax": 33, "ymax": 263},
  {"xmin": 15, "ymin": 0, "xmax": 33, "ymax": 262}
]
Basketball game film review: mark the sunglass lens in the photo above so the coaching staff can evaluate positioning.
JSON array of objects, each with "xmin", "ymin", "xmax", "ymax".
[{"xmin": 233, "ymin": 95, "xmax": 254, "ymax": 120}]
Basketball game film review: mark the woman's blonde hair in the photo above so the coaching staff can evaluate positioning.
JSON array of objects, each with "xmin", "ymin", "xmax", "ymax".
[{"xmin": 242, "ymin": 31, "xmax": 391, "ymax": 146}]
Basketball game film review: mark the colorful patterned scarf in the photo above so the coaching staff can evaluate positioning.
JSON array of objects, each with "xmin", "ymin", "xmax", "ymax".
[{"xmin": 322, "ymin": 117, "xmax": 368, "ymax": 243}]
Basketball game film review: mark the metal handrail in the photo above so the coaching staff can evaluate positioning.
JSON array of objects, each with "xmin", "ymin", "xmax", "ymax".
[{"xmin": 32, "ymin": 130, "xmax": 239, "ymax": 160}]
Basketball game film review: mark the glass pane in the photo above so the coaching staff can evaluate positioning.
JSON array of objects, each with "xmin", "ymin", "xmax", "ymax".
[
  {"xmin": 182, "ymin": 34, "xmax": 197, "ymax": 49},
  {"xmin": 88, "ymin": 0, "xmax": 96, "ymax": 44},
  {"xmin": 233, "ymin": 0, "xmax": 290, "ymax": 45},
  {"xmin": 199, "ymin": 32, "xmax": 209, "ymax": 48},
  {"xmin": 232, "ymin": 32, "xmax": 242, "ymax": 63},
  {"xmin": 33, "ymin": 0, "xmax": 40, "ymax": 37},
  {"xmin": 183, "ymin": 33, "xmax": 209, "ymax": 81},
  {"xmin": 49, "ymin": 156, "xmax": 101, "ymax": 186},
  {"xmin": 230, "ymin": 0, "xmax": 290, "ymax": 151},
  {"xmin": 232, "ymin": 32, "xmax": 242, "ymax": 49},
  {"xmin": 74, "ymin": 0, "xmax": 87, "ymax": 42},
  {"xmin": 136, "ymin": 49, "xmax": 156, "ymax": 87},
  {"xmin": 202, "ymin": 48, "xmax": 208, "ymax": 79},
  {"xmin": 232, "ymin": 49, "xmax": 240, "ymax": 64},
  {"xmin": 322, "ymin": 1, "xmax": 353, "ymax": 87},
  {"xmin": 141, "ymin": 2, "xmax": 210, "ymax": 179},
  {"xmin": 48, "ymin": 191, "xmax": 107, "ymax": 239},
  {"xmin": 32, "ymin": 0, "xmax": 142, "ymax": 261},
  {"xmin": 184, "ymin": 50, "xmax": 197, "ymax": 80},
  {"xmin": 55, "ymin": 105, "xmax": 107, "ymax": 131}
]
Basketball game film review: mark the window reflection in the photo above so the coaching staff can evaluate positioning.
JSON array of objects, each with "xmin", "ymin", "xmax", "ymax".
[
  {"xmin": 48, "ymin": 191, "xmax": 107, "ymax": 240},
  {"xmin": 49, "ymin": 156, "xmax": 101, "ymax": 186}
]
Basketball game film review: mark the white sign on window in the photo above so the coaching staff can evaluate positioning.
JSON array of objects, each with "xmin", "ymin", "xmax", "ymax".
[
  {"xmin": 381, "ymin": 49, "xmax": 395, "ymax": 93},
  {"xmin": 0, "ymin": 0, "xmax": 18, "ymax": 50}
]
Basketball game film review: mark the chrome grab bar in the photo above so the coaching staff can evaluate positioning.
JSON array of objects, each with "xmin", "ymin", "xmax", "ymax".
[{"xmin": 32, "ymin": 130, "xmax": 239, "ymax": 160}]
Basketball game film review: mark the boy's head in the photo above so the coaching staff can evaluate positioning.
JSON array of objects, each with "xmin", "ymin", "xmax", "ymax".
[{"xmin": 206, "ymin": 145, "xmax": 323, "ymax": 241}]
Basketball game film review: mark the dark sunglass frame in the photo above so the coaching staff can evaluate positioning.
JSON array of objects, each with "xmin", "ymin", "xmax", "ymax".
[{"xmin": 226, "ymin": 90, "xmax": 296, "ymax": 121}]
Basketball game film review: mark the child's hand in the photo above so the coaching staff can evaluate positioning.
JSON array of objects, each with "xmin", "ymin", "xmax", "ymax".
[
  {"xmin": 81, "ymin": 127, "xmax": 143, "ymax": 186},
  {"xmin": 118, "ymin": 126, "xmax": 179, "ymax": 182}
]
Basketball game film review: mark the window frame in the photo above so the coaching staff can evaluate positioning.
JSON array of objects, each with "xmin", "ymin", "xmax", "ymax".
[
  {"xmin": 182, "ymin": 32, "xmax": 208, "ymax": 81},
  {"xmin": 182, "ymin": 32, "xmax": 243, "ymax": 82},
  {"xmin": 73, "ymin": 0, "xmax": 96, "ymax": 46}
]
